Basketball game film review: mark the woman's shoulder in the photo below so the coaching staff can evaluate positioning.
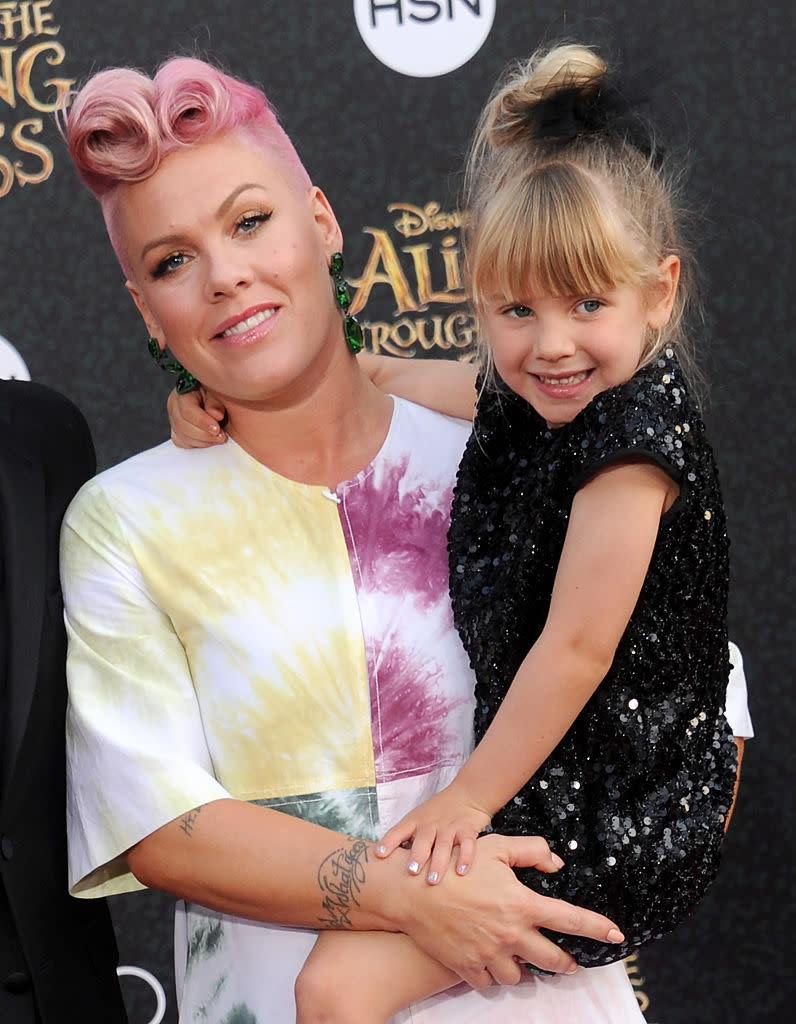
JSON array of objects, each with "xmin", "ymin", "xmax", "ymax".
[
  {"xmin": 390, "ymin": 395, "xmax": 472, "ymax": 461},
  {"xmin": 65, "ymin": 441, "xmax": 234, "ymax": 527}
]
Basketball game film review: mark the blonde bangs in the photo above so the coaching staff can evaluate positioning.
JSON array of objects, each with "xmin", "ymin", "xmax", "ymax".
[{"xmin": 470, "ymin": 162, "xmax": 647, "ymax": 306}]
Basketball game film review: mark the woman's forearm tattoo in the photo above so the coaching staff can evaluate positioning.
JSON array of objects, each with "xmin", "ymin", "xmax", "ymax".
[
  {"xmin": 179, "ymin": 806, "xmax": 203, "ymax": 837},
  {"xmin": 317, "ymin": 839, "xmax": 370, "ymax": 929}
]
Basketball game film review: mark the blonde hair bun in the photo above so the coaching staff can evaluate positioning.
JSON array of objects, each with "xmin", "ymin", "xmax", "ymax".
[{"xmin": 486, "ymin": 44, "xmax": 608, "ymax": 150}]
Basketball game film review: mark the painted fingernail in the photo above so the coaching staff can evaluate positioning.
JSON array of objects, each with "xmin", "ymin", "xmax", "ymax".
[
  {"xmin": 427, "ymin": 872, "xmax": 439, "ymax": 884},
  {"xmin": 551, "ymin": 854, "xmax": 565, "ymax": 869},
  {"xmin": 210, "ymin": 423, "xmax": 219, "ymax": 433},
  {"xmin": 408, "ymin": 861, "xmax": 420, "ymax": 875},
  {"xmin": 607, "ymin": 929, "xmax": 625, "ymax": 943},
  {"xmin": 376, "ymin": 845, "xmax": 386, "ymax": 856},
  {"xmin": 456, "ymin": 863, "xmax": 468, "ymax": 875}
]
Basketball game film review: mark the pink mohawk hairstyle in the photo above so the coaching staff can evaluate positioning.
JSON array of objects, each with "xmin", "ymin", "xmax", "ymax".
[{"xmin": 62, "ymin": 56, "xmax": 311, "ymax": 274}]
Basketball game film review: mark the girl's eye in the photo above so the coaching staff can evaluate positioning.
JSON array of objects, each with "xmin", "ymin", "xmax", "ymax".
[
  {"xmin": 152, "ymin": 252, "xmax": 188, "ymax": 279},
  {"xmin": 506, "ymin": 304, "xmax": 533, "ymax": 318},
  {"xmin": 236, "ymin": 212, "xmax": 271, "ymax": 235},
  {"xmin": 577, "ymin": 298, "xmax": 603, "ymax": 314}
]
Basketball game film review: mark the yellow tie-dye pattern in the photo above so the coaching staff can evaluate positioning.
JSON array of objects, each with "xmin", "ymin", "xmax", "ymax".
[{"xmin": 63, "ymin": 440, "xmax": 376, "ymax": 894}]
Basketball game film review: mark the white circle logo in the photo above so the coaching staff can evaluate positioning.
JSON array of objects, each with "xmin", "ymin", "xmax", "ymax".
[
  {"xmin": 353, "ymin": 0, "xmax": 496, "ymax": 77},
  {"xmin": 117, "ymin": 965, "xmax": 167, "ymax": 1024},
  {"xmin": 0, "ymin": 334, "xmax": 30, "ymax": 380}
]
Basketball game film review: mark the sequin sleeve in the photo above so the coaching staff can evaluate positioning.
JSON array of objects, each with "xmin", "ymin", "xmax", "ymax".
[{"xmin": 568, "ymin": 352, "xmax": 698, "ymax": 497}]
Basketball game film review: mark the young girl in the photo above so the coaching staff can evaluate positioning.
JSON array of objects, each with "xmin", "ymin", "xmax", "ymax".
[{"xmin": 171, "ymin": 41, "xmax": 739, "ymax": 1024}]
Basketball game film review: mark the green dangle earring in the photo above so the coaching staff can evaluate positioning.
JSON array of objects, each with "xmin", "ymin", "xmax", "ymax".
[
  {"xmin": 147, "ymin": 337, "xmax": 200, "ymax": 395},
  {"xmin": 329, "ymin": 251, "xmax": 364, "ymax": 354}
]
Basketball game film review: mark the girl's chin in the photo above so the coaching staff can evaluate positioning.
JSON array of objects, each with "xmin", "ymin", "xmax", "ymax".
[{"xmin": 530, "ymin": 396, "xmax": 590, "ymax": 428}]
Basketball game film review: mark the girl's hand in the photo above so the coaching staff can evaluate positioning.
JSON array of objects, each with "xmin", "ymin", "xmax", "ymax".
[
  {"xmin": 168, "ymin": 388, "xmax": 227, "ymax": 448},
  {"xmin": 376, "ymin": 785, "xmax": 492, "ymax": 884}
]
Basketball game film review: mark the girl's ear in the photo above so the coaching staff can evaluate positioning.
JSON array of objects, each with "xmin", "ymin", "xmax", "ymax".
[
  {"xmin": 125, "ymin": 280, "xmax": 164, "ymax": 348},
  {"xmin": 646, "ymin": 255, "xmax": 681, "ymax": 329}
]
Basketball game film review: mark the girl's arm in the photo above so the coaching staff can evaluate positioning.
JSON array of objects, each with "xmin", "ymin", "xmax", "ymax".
[
  {"xmin": 167, "ymin": 387, "xmax": 227, "ymax": 446},
  {"xmin": 168, "ymin": 356, "xmax": 479, "ymax": 448},
  {"xmin": 358, "ymin": 353, "xmax": 478, "ymax": 421},
  {"xmin": 380, "ymin": 459, "xmax": 678, "ymax": 880}
]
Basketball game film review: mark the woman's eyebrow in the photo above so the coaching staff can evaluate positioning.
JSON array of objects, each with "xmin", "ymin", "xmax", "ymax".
[
  {"xmin": 140, "ymin": 183, "xmax": 270, "ymax": 261},
  {"xmin": 216, "ymin": 182, "xmax": 268, "ymax": 219}
]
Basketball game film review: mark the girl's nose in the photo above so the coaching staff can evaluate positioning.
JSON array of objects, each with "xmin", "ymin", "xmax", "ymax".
[{"xmin": 534, "ymin": 323, "xmax": 576, "ymax": 360}]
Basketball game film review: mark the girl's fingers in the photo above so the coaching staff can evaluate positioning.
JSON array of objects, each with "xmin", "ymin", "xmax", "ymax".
[
  {"xmin": 168, "ymin": 388, "xmax": 203, "ymax": 424},
  {"xmin": 375, "ymin": 821, "xmax": 416, "ymax": 858},
  {"xmin": 454, "ymin": 835, "xmax": 478, "ymax": 877},
  {"xmin": 170, "ymin": 419, "xmax": 224, "ymax": 448},
  {"xmin": 406, "ymin": 828, "xmax": 437, "ymax": 876},
  {"xmin": 204, "ymin": 393, "xmax": 227, "ymax": 421},
  {"xmin": 168, "ymin": 389, "xmax": 227, "ymax": 448},
  {"xmin": 425, "ymin": 834, "xmax": 457, "ymax": 884}
]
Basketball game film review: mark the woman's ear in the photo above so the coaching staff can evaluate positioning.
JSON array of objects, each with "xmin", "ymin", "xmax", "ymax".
[
  {"xmin": 309, "ymin": 186, "xmax": 343, "ymax": 254},
  {"xmin": 125, "ymin": 280, "xmax": 164, "ymax": 348},
  {"xmin": 647, "ymin": 255, "xmax": 681, "ymax": 329}
]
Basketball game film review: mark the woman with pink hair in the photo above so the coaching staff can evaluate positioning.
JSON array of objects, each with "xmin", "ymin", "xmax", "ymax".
[{"xmin": 61, "ymin": 56, "xmax": 647, "ymax": 1023}]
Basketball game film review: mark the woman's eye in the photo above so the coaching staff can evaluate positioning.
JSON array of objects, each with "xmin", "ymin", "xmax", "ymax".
[
  {"xmin": 152, "ymin": 253, "xmax": 188, "ymax": 279},
  {"xmin": 577, "ymin": 299, "xmax": 603, "ymax": 314},
  {"xmin": 236, "ymin": 212, "xmax": 270, "ymax": 235},
  {"xmin": 506, "ymin": 304, "xmax": 533, "ymax": 318}
]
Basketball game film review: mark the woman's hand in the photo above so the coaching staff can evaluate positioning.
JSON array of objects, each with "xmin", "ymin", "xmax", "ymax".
[
  {"xmin": 390, "ymin": 833, "xmax": 624, "ymax": 987},
  {"xmin": 376, "ymin": 783, "xmax": 493, "ymax": 883},
  {"xmin": 168, "ymin": 387, "xmax": 227, "ymax": 448}
]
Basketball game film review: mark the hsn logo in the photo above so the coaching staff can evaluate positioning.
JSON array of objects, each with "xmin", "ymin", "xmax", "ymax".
[{"xmin": 354, "ymin": 0, "xmax": 496, "ymax": 77}]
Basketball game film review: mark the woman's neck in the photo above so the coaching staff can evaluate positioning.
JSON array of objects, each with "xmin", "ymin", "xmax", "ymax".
[{"xmin": 220, "ymin": 356, "xmax": 393, "ymax": 488}]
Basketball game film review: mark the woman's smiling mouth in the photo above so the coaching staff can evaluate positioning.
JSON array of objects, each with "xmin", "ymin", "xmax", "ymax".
[{"xmin": 213, "ymin": 306, "xmax": 279, "ymax": 343}]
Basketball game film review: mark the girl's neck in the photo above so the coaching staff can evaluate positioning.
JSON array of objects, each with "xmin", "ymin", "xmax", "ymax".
[{"xmin": 221, "ymin": 356, "xmax": 393, "ymax": 488}]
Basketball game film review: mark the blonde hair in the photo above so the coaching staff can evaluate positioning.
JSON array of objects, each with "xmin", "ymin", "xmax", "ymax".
[{"xmin": 464, "ymin": 43, "xmax": 700, "ymax": 388}]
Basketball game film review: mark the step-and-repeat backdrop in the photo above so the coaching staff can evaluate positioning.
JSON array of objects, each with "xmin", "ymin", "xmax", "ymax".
[{"xmin": 1, "ymin": 2, "xmax": 792, "ymax": 1021}]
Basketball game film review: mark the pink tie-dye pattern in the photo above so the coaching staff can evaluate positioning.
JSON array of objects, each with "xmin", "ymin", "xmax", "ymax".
[{"xmin": 340, "ymin": 455, "xmax": 472, "ymax": 781}]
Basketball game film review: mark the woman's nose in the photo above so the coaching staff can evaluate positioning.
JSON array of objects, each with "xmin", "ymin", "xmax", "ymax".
[{"xmin": 204, "ymin": 247, "xmax": 255, "ymax": 299}]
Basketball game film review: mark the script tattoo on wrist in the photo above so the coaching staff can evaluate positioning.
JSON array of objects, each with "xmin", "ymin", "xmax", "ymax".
[
  {"xmin": 317, "ymin": 839, "xmax": 369, "ymax": 929},
  {"xmin": 179, "ymin": 806, "xmax": 203, "ymax": 837}
]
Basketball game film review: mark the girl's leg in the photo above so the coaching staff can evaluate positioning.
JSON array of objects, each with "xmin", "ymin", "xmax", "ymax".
[{"xmin": 294, "ymin": 929, "xmax": 459, "ymax": 1024}]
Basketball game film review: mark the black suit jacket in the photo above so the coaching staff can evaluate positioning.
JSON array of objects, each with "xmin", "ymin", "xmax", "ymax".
[{"xmin": 0, "ymin": 381, "xmax": 126, "ymax": 1023}]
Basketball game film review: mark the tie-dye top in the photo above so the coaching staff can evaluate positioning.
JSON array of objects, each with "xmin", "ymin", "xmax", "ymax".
[
  {"xmin": 63, "ymin": 396, "xmax": 476, "ymax": 891},
  {"xmin": 62, "ymin": 397, "xmax": 647, "ymax": 1024}
]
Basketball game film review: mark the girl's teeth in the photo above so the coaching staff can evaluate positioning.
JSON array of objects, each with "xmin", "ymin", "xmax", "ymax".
[
  {"xmin": 539, "ymin": 372, "xmax": 587, "ymax": 386},
  {"xmin": 222, "ymin": 309, "xmax": 274, "ymax": 337}
]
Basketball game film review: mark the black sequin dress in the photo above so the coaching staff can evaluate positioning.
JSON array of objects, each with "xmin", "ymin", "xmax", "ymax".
[{"xmin": 448, "ymin": 351, "xmax": 738, "ymax": 967}]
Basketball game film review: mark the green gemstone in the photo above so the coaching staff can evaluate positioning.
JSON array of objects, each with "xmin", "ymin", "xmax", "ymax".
[
  {"xmin": 345, "ymin": 315, "xmax": 364, "ymax": 354},
  {"xmin": 335, "ymin": 281, "xmax": 350, "ymax": 309},
  {"xmin": 176, "ymin": 373, "xmax": 199, "ymax": 395},
  {"xmin": 330, "ymin": 252, "xmax": 344, "ymax": 277}
]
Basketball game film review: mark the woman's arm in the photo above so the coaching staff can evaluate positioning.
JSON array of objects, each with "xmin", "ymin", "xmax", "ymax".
[
  {"xmin": 358, "ymin": 353, "xmax": 478, "ymax": 421},
  {"xmin": 126, "ymin": 799, "xmax": 624, "ymax": 986},
  {"xmin": 381, "ymin": 459, "xmax": 678, "ymax": 877}
]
